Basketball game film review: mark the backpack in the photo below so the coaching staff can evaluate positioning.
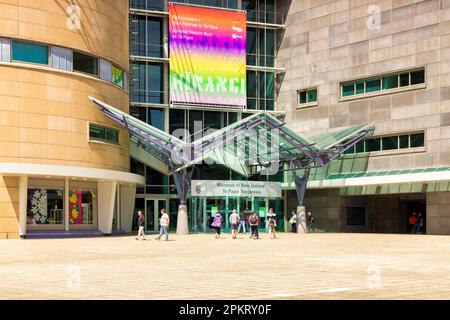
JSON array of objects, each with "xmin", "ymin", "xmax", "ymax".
[{"xmin": 249, "ymin": 215, "xmax": 258, "ymax": 225}]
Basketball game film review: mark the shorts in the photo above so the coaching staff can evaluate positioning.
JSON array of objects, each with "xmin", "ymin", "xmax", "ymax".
[{"xmin": 230, "ymin": 223, "xmax": 239, "ymax": 230}]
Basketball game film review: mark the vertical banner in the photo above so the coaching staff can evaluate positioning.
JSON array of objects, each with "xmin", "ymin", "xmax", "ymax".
[
  {"xmin": 169, "ymin": 3, "xmax": 246, "ymax": 107},
  {"xmin": 69, "ymin": 190, "xmax": 82, "ymax": 224}
]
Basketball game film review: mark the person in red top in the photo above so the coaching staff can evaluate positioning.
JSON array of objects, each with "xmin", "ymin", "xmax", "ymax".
[
  {"xmin": 249, "ymin": 211, "xmax": 260, "ymax": 239},
  {"xmin": 409, "ymin": 212, "xmax": 417, "ymax": 233}
]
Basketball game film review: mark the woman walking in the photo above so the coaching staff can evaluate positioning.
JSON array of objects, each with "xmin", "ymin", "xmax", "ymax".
[
  {"xmin": 289, "ymin": 210, "xmax": 297, "ymax": 233},
  {"xmin": 210, "ymin": 211, "xmax": 223, "ymax": 239},
  {"xmin": 267, "ymin": 208, "xmax": 277, "ymax": 239},
  {"xmin": 248, "ymin": 211, "xmax": 260, "ymax": 239}
]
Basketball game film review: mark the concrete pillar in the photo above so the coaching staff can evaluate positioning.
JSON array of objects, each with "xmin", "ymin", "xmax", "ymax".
[
  {"xmin": 176, "ymin": 204, "xmax": 189, "ymax": 235},
  {"xmin": 97, "ymin": 180, "xmax": 117, "ymax": 235},
  {"xmin": 18, "ymin": 176, "xmax": 28, "ymax": 238},
  {"xmin": 119, "ymin": 183, "xmax": 136, "ymax": 233},
  {"xmin": 297, "ymin": 205, "xmax": 307, "ymax": 234}
]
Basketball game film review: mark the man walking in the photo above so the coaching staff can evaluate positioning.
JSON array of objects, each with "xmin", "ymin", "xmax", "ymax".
[
  {"xmin": 136, "ymin": 210, "xmax": 146, "ymax": 240},
  {"xmin": 307, "ymin": 211, "xmax": 315, "ymax": 233},
  {"xmin": 229, "ymin": 209, "xmax": 240, "ymax": 239},
  {"xmin": 155, "ymin": 208, "xmax": 170, "ymax": 241},
  {"xmin": 238, "ymin": 210, "xmax": 246, "ymax": 234}
]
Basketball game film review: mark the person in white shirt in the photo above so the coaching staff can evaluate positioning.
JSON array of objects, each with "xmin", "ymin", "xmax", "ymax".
[
  {"xmin": 228, "ymin": 209, "xmax": 240, "ymax": 239},
  {"xmin": 155, "ymin": 208, "xmax": 170, "ymax": 241}
]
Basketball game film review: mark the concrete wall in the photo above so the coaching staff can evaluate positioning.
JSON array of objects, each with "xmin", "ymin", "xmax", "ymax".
[
  {"xmin": 0, "ymin": 176, "xmax": 19, "ymax": 238},
  {"xmin": 427, "ymin": 191, "xmax": 450, "ymax": 234},
  {"xmin": 277, "ymin": 0, "xmax": 450, "ymax": 171},
  {"xmin": 291, "ymin": 189, "xmax": 342, "ymax": 232}
]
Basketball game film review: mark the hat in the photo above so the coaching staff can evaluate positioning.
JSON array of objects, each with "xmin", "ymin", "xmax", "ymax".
[{"xmin": 232, "ymin": 209, "xmax": 237, "ymax": 214}]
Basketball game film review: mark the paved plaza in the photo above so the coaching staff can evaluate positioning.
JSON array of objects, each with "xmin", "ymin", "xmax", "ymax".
[{"xmin": 0, "ymin": 232, "xmax": 449, "ymax": 299}]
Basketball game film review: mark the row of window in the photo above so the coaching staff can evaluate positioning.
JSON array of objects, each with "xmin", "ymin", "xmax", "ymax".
[
  {"xmin": 344, "ymin": 132, "xmax": 425, "ymax": 154},
  {"xmin": 297, "ymin": 68, "xmax": 426, "ymax": 107},
  {"xmin": 130, "ymin": 0, "xmax": 280, "ymax": 24},
  {"xmin": 341, "ymin": 69, "xmax": 425, "ymax": 98},
  {"xmin": 0, "ymin": 38, "xmax": 127, "ymax": 90}
]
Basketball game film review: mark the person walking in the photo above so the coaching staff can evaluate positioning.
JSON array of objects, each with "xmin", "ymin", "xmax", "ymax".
[
  {"xmin": 229, "ymin": 209, "xmax": 240, "ymax": 239},
  {"xmin": 267, "ymin": 208, "xmax": 277, "ymax": 239},
  {"xmin": 238, "ymin": 210, "xmax": 246, "ymax": 234},
  {"xmin": 155, "ymin": 208, "xmax": 170, "ymax": 241},
  {"xmin": 307, "ymin": 211, "xmax": 315, "ymax": 233},
  {"xmin": 416, "ymin": 213, "xmax": 424, "ymax": 234},
  {"xmin": 249, "ymin": 211, "xmax": 260, "ymax": 239},
  {"xmin": 135, "ymin": 210, "xmax": 146, "ymax": 240},
  {"xmin": 289, "ymin": 210, "xmax": 297, "ymax": 233},
  {"xmin": 409, "ymin": 212, "xmax": 417, "ymax": 234},
  {"xmin": 211, "ymin": 211, "xmax": 223, "ymax": 239}
]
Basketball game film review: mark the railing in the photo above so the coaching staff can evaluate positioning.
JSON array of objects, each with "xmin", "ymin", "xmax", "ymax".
[
  {"xmin": 130, "ymin": 42, "xmax": 167, "ymax": 59},
  {"xmin": 130, "ymin": 0, "xmax": 165, "ymax": 12},
  {"xmin": 130, "ymin": 89, "xmax": 166, "ymax": 105},
  {"xmin": 245, "ymin": 9, "xmax": 285, "ymax": 25}
]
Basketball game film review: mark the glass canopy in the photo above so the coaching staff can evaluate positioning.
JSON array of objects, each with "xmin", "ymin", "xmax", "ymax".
[{"xmin": 90, "ymin": 96, "xmax": 374, "ymax": 177}]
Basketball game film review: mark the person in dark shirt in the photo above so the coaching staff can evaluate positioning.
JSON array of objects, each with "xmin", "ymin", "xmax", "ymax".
[
  {"xmin": 307, "ymin": 211, "xmax": 315, "ymax": 233},
  {"xmin": 135, "ymin": 210, "xmax": 146, "ymax": 240}
]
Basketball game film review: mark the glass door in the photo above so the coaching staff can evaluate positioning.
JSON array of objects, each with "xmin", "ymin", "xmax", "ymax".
[{"xmin": 145, "ymin": 198, "xmax": 168, "ymax": 232}]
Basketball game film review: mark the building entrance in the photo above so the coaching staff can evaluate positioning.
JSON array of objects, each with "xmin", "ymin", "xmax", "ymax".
[
  {"xmin": 190, "ymin": 196, "xmax": 285, "ymax": 233},
  {"xmin": 145, "ymin": 198, "xmax": 168, "ymax": 232}
]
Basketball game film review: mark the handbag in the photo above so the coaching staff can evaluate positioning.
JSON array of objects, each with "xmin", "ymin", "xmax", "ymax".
[{"xmin": 289, "ymin": 218, "xmax": 295, "ymax": 224}]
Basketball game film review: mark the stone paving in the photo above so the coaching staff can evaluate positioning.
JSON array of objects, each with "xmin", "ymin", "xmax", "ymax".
[{"xmin": 0, "ymin": 232, "xmax": 449, "ymax": 299}]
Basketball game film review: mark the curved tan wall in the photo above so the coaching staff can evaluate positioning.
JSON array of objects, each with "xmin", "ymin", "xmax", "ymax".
[
  {"xmin": 0, "ymin": 0, "xmax": 129, "ymax": 68},
  {"xmin": 0, "ymin": 0, "xmax": 130, "ymax": 172}
]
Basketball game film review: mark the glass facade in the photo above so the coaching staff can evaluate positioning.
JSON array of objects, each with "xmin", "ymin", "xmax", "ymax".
[{"xmin": 129, "ymin": 0, "xmax": 285, "ymax": 232}]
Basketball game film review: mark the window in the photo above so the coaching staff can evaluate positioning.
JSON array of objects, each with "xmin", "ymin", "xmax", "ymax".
[
  {"xmin": 51, "ymin": 46, "xmax": 73, "ymax": 71},
  {"xmin": 411, "ymin": 69, "xmax": 425, "ymax": 85},
  {"xmin": 345, "ymin": 132, "xmax": 425, "ymax": 154},
  {"xmin": 112, "ymin": 65, "xmax": 124, "ymax": 87},
  {"xmin": 246, "ymin": 70, "xmax": 275, "ymax": 110},
  {"xmin": 365, "ymin": 138, "xmax": 381, "ymax": 152},
  {"xmin": 341, "ymin": 68, "xmax": 425, "ymax": 98},
  {"xmin": 342, "ymin": 82, "xmax": 355, "ymax": 97},
  {"xmin": 365, "ymin": 77, "xmax": 381, "ymax": 93},
  {"xmin": 410, "ymin": 133, "xmax": 425, "ymax": 148},
  {"xmin": 347, "ymin": 207, "xmax": 366, "ymax": 226},
  {"xmin": 130, "ymin": 16, "xmax": 163, "ymax": 58},
  {"xmin": 99, "ymin": 58, "xmax": 112, "ymax": 82},
  {"xmin": 73, "ymin": 51, "xmax": 98, "ymax": 76},
  {"xmin": 130, "ymin": 61, "xmax": 163, "ymax": 104},
  {"xmin": 0, "ymin": 38, "xmax": 11, "ymax": 62},
  {"xmin": 382, "ymin": 75, "xmax": 398, "ymax": 90},
  {"xmin": 89, "ymin": 123, "xmax": 119, "ymax": 145},
  {"xmin": 297, "ymin": 88, "xmax": 318, "ymax": 106},
  {"xmin": 12, "ymin": 40, "xmax": 48, "ymax": 65},
  {"xmin": 382, "ymin": 136, "xmax": 398, "ymax": 150}
]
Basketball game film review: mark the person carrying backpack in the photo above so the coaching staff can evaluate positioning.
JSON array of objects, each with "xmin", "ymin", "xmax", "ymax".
[
  {"xmin": 267, "ymin": 208, "xmax": 277, "ymax": 239},
  {"xmin": 211, "ymin": 211, "xmax": 223, "ymax": 239},
  {"xmin": 249, "ymin": 211, "xmax": 260, "ymax": 239},
  {"xmin": 229, "ymin": 209, "xmax": 240, "ymax": 239}
]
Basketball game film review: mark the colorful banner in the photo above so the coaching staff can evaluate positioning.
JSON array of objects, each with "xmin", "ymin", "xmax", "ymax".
[
  {"xmin": 69, "ymin": 190, "xmax": 82, "ymax": 224},
  {"xmin": 169, "ymin": 3, "xmax": 246, "ymax": 107}
]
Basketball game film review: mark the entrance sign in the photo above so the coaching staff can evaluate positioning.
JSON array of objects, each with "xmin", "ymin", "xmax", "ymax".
[
  {"xmin": 169, "ymin": 3, "xmax": 247, "ymax": 107},
  {"xmin": 191, "ymin": 180, "xmax": 281, "ymax": 198}
]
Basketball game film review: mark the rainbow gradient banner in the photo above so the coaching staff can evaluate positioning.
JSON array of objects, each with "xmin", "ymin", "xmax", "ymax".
[{"xmin": 169, "ymin": 3, "xmax": 246, "ymax": 108}]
